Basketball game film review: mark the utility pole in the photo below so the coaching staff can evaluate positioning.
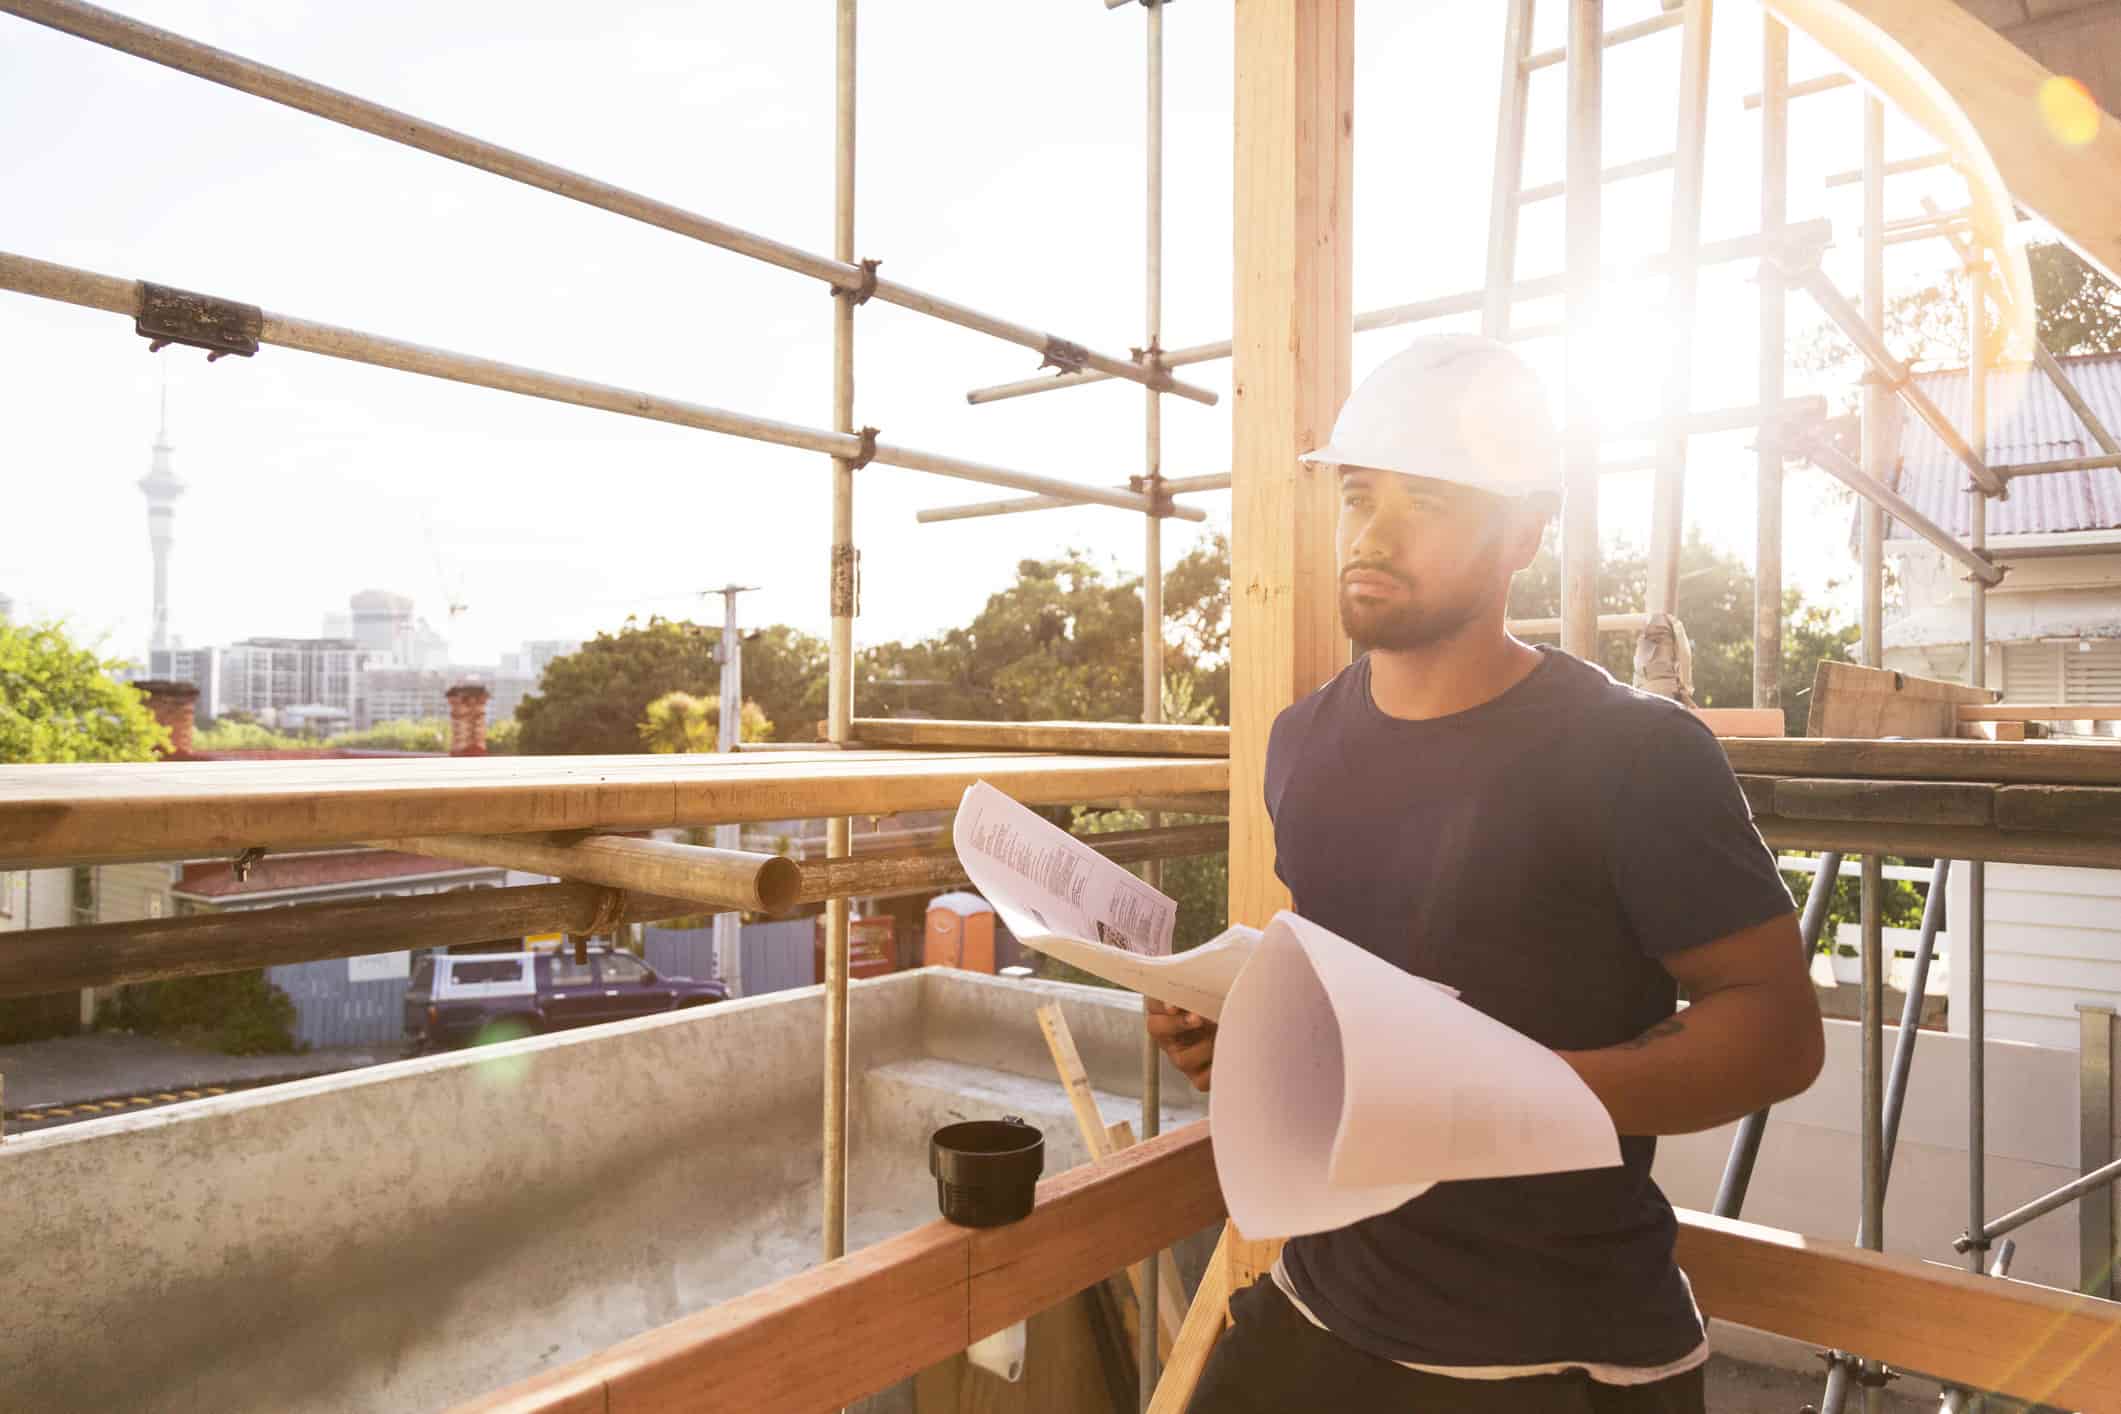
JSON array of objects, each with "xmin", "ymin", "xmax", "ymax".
[{"xmin": 708, "ymin": 584, "xmax": 760, "ymax": 993}]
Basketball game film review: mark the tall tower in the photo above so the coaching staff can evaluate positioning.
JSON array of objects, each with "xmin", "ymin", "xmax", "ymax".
[{"xmin": 138, "ymin": 384, "xmax": 185, "ymax": 654}]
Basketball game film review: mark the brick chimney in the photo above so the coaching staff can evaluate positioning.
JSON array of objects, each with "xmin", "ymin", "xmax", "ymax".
[
  {"xmin": 134, "ymin": 679, "xmax": 199, "ymax": 757},
  {"xmin": 445, "ymin": 683, "xmax": 491, "ymax": 756}
]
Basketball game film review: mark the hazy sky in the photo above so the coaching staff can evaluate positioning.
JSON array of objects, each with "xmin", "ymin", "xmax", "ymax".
[{"xmin": 3, "ymin": 1, "xmax": 1973, "ymax": 668}]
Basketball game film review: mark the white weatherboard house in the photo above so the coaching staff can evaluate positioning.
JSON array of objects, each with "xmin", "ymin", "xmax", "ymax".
[{"xmin": 1876, "ymin": 353, "xmax": 2121, "ymax": 1048}]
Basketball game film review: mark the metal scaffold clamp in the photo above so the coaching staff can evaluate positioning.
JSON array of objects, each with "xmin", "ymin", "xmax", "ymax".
[
  {"xmin": 847, "ymin": 425, "xmax": 878, "ymax": 472},
  {"xmin": 231, "ymin": 847, "xmax": 267, "ymax": 883},
  {"xmin": 832, "ymin": 258, "xmax": 881, "ymax": 306},
  {"xmin": 1040, "ymin": 338, "xmax": 1091, "ymax": 375},
  {"xmin": 136, "ymin": 282, "xmax": 262, "ymax": 362}
]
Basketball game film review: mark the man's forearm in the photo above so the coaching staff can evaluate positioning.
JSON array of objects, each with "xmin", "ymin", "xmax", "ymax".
[{"xmin": 1556, "ymin": 983, "xmax": 1824, "ymax": 1136}]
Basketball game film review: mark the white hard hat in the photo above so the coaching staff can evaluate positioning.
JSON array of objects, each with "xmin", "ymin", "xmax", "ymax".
[{"xmin": 1300, "ymin": 333, "xmax": 1562, "ymax": 496}]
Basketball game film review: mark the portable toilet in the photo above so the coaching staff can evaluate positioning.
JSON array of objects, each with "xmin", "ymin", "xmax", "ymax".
[{"xmin": 925, "ymin": 891, "xmax": 998, "ymax": 973}]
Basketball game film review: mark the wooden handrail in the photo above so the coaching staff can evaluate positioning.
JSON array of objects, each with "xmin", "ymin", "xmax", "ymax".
[
  {"xmin": 453, "ymin": 1123, "xmax": 1224, "ymax": 1414},
  {"xmin": 457, "ymin": 1126, "xmax": 2121, "ymax": 1413},
  {"xmin": 847, "ymin": 718, "xmax": 1232, "ymax": 758}
]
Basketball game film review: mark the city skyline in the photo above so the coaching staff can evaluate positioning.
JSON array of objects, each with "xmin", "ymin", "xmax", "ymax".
[{"xmin": 6, "ymin": 3, "xmax": 1956, "ymax": 670}]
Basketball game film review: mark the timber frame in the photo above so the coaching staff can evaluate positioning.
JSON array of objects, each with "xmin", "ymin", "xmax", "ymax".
[{"xmin": 10, "ymin": 1, "xmax": 2121, "ymax": 1411}]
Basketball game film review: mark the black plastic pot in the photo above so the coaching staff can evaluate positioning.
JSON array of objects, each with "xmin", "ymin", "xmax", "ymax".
[{"xmin": 929, "ymin": 1116, "xmax": 1045, "ymax": 1227}]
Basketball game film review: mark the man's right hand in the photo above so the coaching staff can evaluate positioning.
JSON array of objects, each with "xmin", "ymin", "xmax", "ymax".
[{"xmin": 1145, "ymin": 998, "xmax": 1218, "ymax": 1092}]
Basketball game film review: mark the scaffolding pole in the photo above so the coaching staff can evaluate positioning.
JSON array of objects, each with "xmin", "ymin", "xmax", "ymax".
[
  {"xmin": 0, "ymin": 0, "xmax": 1214, "ymax": 407},
  {"xmin": 1483, "ymin": 0, "xmax": 1535, "ymax": 340},
  {"xmin": 1756, "ymin": 15, "xmax": 1787, "ymax": 713},
  {"xmin": 1561, "ymin": 0, "xmax": 1604, "ymax": 659},
  {"xmin": 965, "ymin": 222, "xmax": 1834, "ymax": 405},
  {"xmin": 823, "ymin": 0, "xmax": 857, "ymax": 1268},
  {"xmin": 1137, "ymin": 2, "xmax": 1166, "ymax": 1404},
  {"xmin": 1647, "ymin": 0, "xmax": 1713, "ymax": 621},
  {"xmin": 0, "ymin": 251, "xmax": 1175, "ymax": 518},
  {"xmin": 1968, "ymin": 258, "xmax": 1992, "ymax": 1289}
]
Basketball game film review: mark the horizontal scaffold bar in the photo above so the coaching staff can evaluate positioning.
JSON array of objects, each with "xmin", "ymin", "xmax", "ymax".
[
  {"xmin": 0, "ymin": 825, "xmax": 1228, "ymax": 997},
  {"xmin": 964, "ymin": 221, "xmax": 1832, "ymax": 405},
  {"xmin": 916, "ymin": 472, "xmax": 1230, "ymax": 525},
  {"xmin": 0, "ymin": 0, "xmax": 1216, "ymax": 406},
  {"xmin": 374, "ymin": 833, "xmax": 801, "ymax": 914},
  {"xmin": 456, "ymin": 1121, "xmax": 2121, "ymax": 1413},
  {"xmin": 0, "ymin": 749, "xmax": 1233, "ymax": 870},
  {"xmin": 1995, "ymin": 450, "xmax": 2121, "ymax": 480},
  {"xmin": 0, "ymin": 251, "xmax": 1179, "ymax": 518},
  {"xmin": 847, "ymin": 718, "xmax": 1231, "ymax": 757},
  {"xmin": 790, "ymin": 821, "xmax": 1226, "ymax": 905},
  {"xmin": 0, "ymin": 882, "xmax": 699, "ymax": 999},
  {"xmin": 1790, "ymin": 436, "xmax": 2004, "ymax": 585}
]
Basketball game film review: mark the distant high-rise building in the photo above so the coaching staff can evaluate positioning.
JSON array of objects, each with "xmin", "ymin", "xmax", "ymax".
[
  {"xmin": 138, "ymin": 386, "xmax": 184, "ymax": 655},
  {"xmin": 219, "ymin": 638, "xmax": 367, "ymax": 721},
  {"xmin": 148, "ymin": 646, "xmax": 222, "ymax": 724},
  {"xmin": 349, "ymin": 589, "xmax": 415, "ymax": 660},
  {"xmin": 0, "ymin": 591, "xmax": 13, "ymax": 623}
]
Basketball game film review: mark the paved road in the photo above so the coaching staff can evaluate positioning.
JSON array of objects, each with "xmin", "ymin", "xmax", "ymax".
[{"xmin": 0, "ymin": 1032, "xmax": 393, "ymax": 1131}]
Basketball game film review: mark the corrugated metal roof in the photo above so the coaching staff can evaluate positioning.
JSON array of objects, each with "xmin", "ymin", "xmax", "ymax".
[{"xmin": 1883, "ymin": 353, "xmax": 2121, "ymax": 539}]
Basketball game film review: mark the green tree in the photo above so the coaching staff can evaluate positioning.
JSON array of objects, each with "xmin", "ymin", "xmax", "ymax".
[
  {"xmin": 638, "ymin": 691, "xmax": 773, "ymax": 752},
  {"xmin": 1507, "ymin": 530, "xmax": 1857, "ymax": 735},
  {"xmin": 861, "ymin": 548, "xmax": 1231, "ymax": 724},
  {"xmin": 1795, "ymin": 240, "xmax": 2121, "ymax": 380},
  {"xmin": 0, "ymin": 621, "xmax": 168, "ymax": 764},
  {"xmin": 191, "ymin": 720, "xmax": 312, "ymax": 752},
  {"xmin": 515, "ymin": 617, "xmax": 719, "ymax": 755},
  {"xmin": 325, "ymin": 718, "xmax": 449, "ymax": 752},
  {"xmin": 740, "ymin": 625, "xmax": 830, "ymax": 745},
  {"xmin": 515, "ymin": 617, "xmax": 825, "ymax": 754}
]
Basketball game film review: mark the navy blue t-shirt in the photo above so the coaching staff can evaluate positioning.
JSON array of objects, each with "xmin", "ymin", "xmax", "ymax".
[{"xmin": 1266, "ymin": 646, "xmax": 1795, "ymax": 1370}]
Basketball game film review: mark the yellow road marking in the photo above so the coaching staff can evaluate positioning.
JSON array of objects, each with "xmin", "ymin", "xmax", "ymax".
[
  {"xmin": 127, "ymin": 1097, "xmax": 152, "ymax": 1106},
  {"xmin": 177, "ymin": 1090, "xmax": 202, "ymax": 1099},
  {"xmin": 203, "ymin": 1087, "xmax": 227, "ymax": 1096},
  {"xmin": 153, "ymin": 1092, "xmax": 177, "ymax": 1101}
]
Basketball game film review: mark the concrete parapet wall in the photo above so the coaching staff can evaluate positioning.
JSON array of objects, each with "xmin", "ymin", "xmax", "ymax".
[{"xmin": 2, "ymin": 967, "xmax": 1197, "ymax": 1413}]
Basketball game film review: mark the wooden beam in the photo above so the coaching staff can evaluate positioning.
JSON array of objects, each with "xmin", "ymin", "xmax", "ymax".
[
  {"xmin": 1995, "ymin": 785, "xmax": 2121, "ymax": 837},
  {"xmin": 1958, "ymin": 704, "xmax": 2121, "ymax": 722},
  {"xmin": 1772, "ymin": 778, "xmax": 1995, "ymax": 827},
  {"xmin": 0, "ymin": 751, "xmax": 1229, "ymax": 870},
  {"xmin": 0, "ymin": 882, "xmax": 696, "ymax": 999},
  {"xmin": 453, "ymin": 1123, "xmax": 1222, "ymax": 1414},
  {"xmin": 847, "ymin": 719, "xmax": 1230, "ymax": 758},
  {"xmin": 1805, "ymin": 661, "xmax": 1998, "ymax": 739},
  {"xmin": 1757, "ymin": 818, "xmax": 2121, "ymax": 869},
  {"xmin": 459, "ymin": 1139, "xmax": 2121, "ymax": 1414},
  {"xmin": 1783, "ymin": 0, "xmax": 2121, "ymax": 287},
  {"xmin": 1722, "ymin": 738, "xmax": 2121, "ymax": 787},
  {"xmin": 1145, "ymin": 1226, "xmax": 1233, "ymax": 1414},
  {"xmin": 1692, "ymin": 707, "xmax": 1787, "ymax": 738},
  {"xmin": 1035, "ymin": 1005, "xmax": 1188, "ymax": 1359},
  {"xmin": 1676, "ymin": 1208, "xmax": 2121, "ymax": 1411},
  {"xmin": 790, "ymin": 822, "xmax": 1228, "ymax": 906},
  {"xmin": 377, "ymin": 833, "xmax": 800, "ymax": 914},
  {"xmin": 1228, "ymin": 0, "xmax": 1353, "ymax": 1300}
]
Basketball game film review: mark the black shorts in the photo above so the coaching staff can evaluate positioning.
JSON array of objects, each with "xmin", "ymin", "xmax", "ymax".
[{"xmin": 1187, "ymin": 1278, "xmax": 1708, "ymax": 1413}]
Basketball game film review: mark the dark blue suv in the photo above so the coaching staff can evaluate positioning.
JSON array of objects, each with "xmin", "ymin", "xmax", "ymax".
[{"xmin": 403, "ymin": 947, "xmax": 728, "ymax": 1051}]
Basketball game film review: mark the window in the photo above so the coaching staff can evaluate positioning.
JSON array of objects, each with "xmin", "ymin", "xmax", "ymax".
[
  {"xmin": 451, "ymin": 958, "xmax": 525, "ymax": 986},
  {"xmin": 549, "ymin": 953, "xmax": 596, "ymax": 988},
  {"xmin": 600, "ymin": 954, "xmax": 650, "ymax": 985}
]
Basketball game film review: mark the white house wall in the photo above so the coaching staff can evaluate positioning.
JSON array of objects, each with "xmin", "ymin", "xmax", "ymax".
[{"xmin": 1949, "ymin": 862, "xmax": 2121, "ymax": 1049}]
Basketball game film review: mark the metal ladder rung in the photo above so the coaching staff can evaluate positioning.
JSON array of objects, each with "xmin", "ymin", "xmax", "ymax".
[
  {"xmin": 1518, "ymin": 152, "xmax": 1678, "ymax": 205},
  {"xmin": 1521, "ymin": 9, "xmax": 1683, "ymax": 72}
]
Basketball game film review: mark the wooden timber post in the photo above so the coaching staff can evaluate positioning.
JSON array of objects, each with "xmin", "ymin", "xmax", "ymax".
[{"xmin": 1228, "ymin": 0, "xmax": 1354, "ymax": 1295}]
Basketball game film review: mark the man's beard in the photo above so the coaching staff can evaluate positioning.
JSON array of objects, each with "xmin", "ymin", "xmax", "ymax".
[{"xmin": 1337, "ymin": 548, "xmax": 1499, "ymax": 652}]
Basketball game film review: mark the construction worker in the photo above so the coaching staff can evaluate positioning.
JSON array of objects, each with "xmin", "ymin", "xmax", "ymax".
[{"xmin": 1149, "ymin": 334, "xmax": 1823, "ymax": 1413}]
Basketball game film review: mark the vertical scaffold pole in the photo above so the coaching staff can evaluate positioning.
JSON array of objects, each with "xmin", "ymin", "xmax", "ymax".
[
  {"xmin": 1755, "ymin": 15, "xmax": 1787, "ymax": 713},
  {"xmin": 1482, "ymin": 0, "xmax": 1535, "ymax": 341},
  {"xmin": 1855, "ymin": 93, "xmax": 1888, "ymax": 1414},
  {"xmin": 1967, "ymin": 257, "xmax": 1990, "ymax": 1281},
  {"xmin": 1646, "ymin": 0, "xmax": 1712, "ymax": 621},
  {"xmin": 1561, "ymin": 0, "xmax": 1604, "ymax": 660},
  {"xmin": 823, "ymin": 0, "xmax": 857, "ymax": 1266},
  {"xmin": 1139, "ymin": 2, "xmax": 1166, "ymax": 1405}
]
